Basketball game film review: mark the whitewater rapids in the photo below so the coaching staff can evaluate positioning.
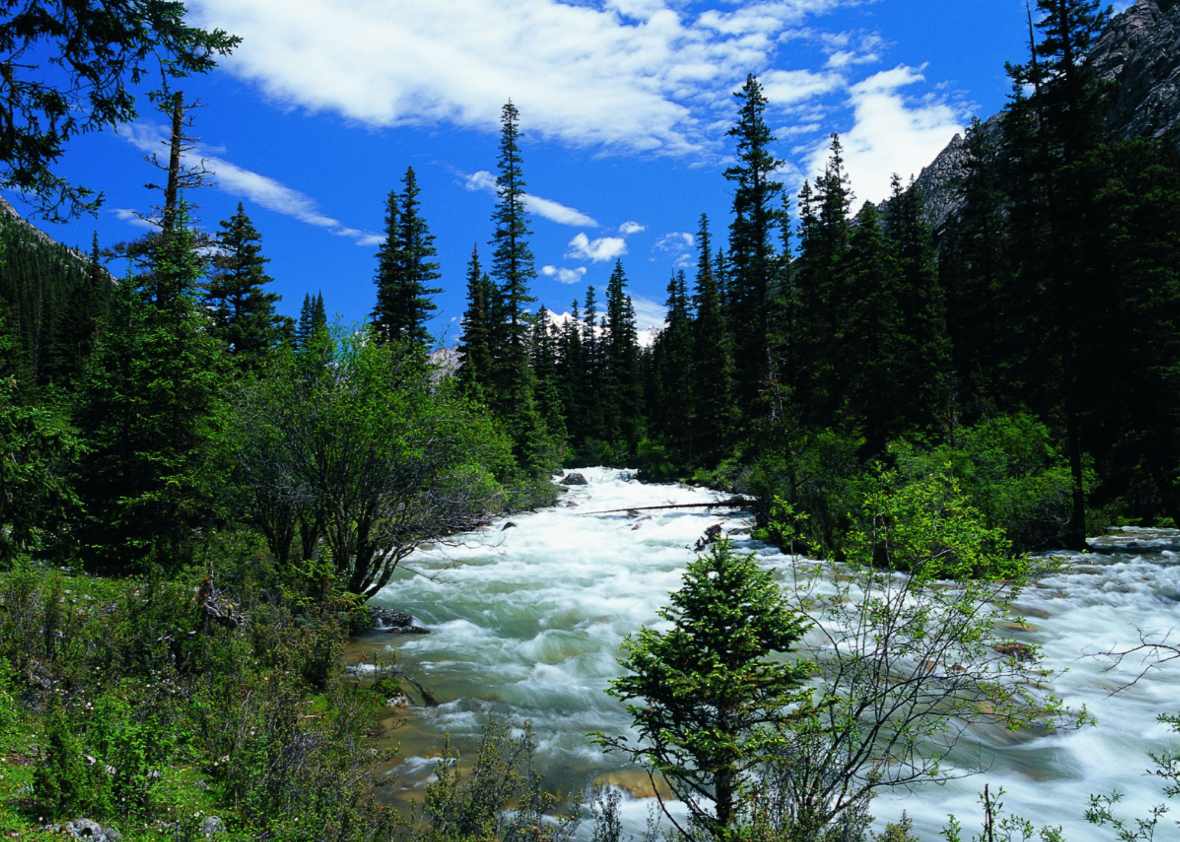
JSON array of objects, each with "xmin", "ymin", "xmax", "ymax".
[{"xmin": 361, "ymin": 468, "xmax": 1180, "ymax": 840}]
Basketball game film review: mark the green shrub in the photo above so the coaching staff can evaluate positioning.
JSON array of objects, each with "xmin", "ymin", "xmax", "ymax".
[{"xmin": 890, "ymin": 414, "xmax": 1085, "ymax": 550}]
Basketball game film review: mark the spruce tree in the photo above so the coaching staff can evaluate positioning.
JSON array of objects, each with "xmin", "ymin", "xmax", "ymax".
[
  {"xmin": 839, "ymin": 202, "xmax": 905, "ymax": 455},
  {"xmin": 651, "ymin": 270, "xmax": 693, "ymax": 460},
  {"xmin": 489, "ymin": 101, "xmax": 538, "ymax": 409},
  {"xmin": 793, "ymin": 136, "xmax": 852, "ymax": 429},
  {"xmin": 884, "ymin": 177, "xmax": 951, "ymax": 438},
  {"xmin": 74, "ymin": 205, "xmax": 226, "ymax": 568},
  {"xmin": 457, "ymin": 246, "xmax": 496, "ymax": 399},
  {"xmin": 531, "ymin": 305, "xmax": 568, "ymax": 451},
  {"xmin": 206, "ymin": 202, "xmax": 280, "ymax": 367},
  {"xmin": 556, "ymin": 299, "xmax": 586, "ymax": 447},
  {"xmin": 690, "ymin": 214, "xmax": 735, "ymax": 466},
  {"xmin": 725, "ymin": 74, "xmax": 785, "ymax": 416},
  {"xmin": 372, "ymin": 167, "xmax": 442, "ymax": 349},
  {"xmin": 603, "ymin": 260, "xmax": 643, "ymax": 454}
]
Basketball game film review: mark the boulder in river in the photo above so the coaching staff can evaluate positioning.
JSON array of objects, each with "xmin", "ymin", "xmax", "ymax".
[
  {"xmin": 369, "ymin": 608, "xmax": 430, "ymax": 634},
  {"xmin": 995, "ymin": 642, "xmax": 1035, "ymax": 661},
  {"xmin": 562, "ymin": 472, "xmax": 588, "ymax": 486}
]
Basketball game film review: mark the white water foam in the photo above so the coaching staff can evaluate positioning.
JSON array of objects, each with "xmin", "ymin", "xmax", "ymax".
[{"xmin": 371, "ymin": 468, "xmax": 1180, "ymax": 840}]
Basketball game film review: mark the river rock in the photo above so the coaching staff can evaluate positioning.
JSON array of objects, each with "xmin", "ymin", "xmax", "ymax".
[
  {"xmin": 369, "ymin": 608, "xmax": 414, "ymax": 629},
  {"xmin": 562, "ymin": 472, "xmax": 588, "ymax": 486},
  {"xmin": 370, "ymin": 608, "xmax": 431, "ymax": 635},
  {"xmin": 995, "ymin": 642, "xmax": 1035, "ymax": 661}
]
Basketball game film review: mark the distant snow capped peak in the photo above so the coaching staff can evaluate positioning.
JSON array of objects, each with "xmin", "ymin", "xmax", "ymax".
[{"xmin": 544, "ymin": 309, "xmax": 662, "ymax": 349}]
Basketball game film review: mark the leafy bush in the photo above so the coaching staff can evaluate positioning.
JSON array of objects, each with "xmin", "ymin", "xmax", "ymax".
[{"xmin": 890, "ymin": 414, "xmax": 1084, "ymax": 549}]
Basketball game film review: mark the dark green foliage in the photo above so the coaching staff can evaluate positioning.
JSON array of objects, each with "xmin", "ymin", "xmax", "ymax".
[
  {"xmin": 0, "ymin": 212, "xmax": 111, "ymax": 393},
  {"xmin": 489, "ymin": 100, "xmax": 538, "ymax": 409},
  {"xmin": 74, "ymin": 212, "xmax": 229, "ymax": 569},
  {"xmin": 600, "ymin": 539, "xmax": 813, "ymax": 840},
  {"xmin": 0, "ymin": 373, "xmax": 79, "ymax": 561},
  {"xmin": 457, "ymin": 246, "xmax": 496, "ymax": 399},
  {"xmin": 372, "ymin": 167, "xmax": 442, "ymax": 349},
  {"xmin": 690, "ymin": 215, "xmax": 735, "ymax": 467},
  {"xmin": 205, "ymin": 202, "xmax": 282, "ymax": 367},
  {"xmin": 602, "ymin": 260, "xmax": 643, "ymax": 455},
  {"xmin": 296, "ymin": 290, "xmax": 328, "ymax": 350},
  {"xmin": 725, "ymin": 74, "xmax": 785, "ymax": 416}
]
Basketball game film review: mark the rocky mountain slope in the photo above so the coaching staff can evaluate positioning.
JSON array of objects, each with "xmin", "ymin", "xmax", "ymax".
[{"xmin": 909, "ymin": 0, "xmax": 1180, "ymax": 233}]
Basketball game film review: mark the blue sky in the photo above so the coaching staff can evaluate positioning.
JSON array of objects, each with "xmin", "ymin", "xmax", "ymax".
[{"xmin": 6, "ymin": 0, "xmax": 1136, "ymax": 339}]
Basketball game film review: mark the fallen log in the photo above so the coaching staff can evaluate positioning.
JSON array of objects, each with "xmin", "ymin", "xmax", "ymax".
[{"xmin": 579, "ymin": 497, "xmax": 753, "ymax": 515}]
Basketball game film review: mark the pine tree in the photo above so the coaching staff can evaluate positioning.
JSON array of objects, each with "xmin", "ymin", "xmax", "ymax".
[
  {"xmin": 580, "ymin": 284, "xmax": 605, "ymax": 443},
  {"xmin": 296, "ymin": 292, "xmax": 327, "ymax": 351},
  {"xmin": 556, "ymin": 299, "xmax": 586, "ymax": 446},
  {"xmin": 46, "ymin": 232, "xmax": 109, "ymax": 388},
  {"xmin": 489, "ymin": 101, "xmax": 538, "ymax": 409},
  {"xmin": 839, "ymin": 202, "xmax": 905, "ymax": 454},
  {"xmin": 531, "ymin": 305, "xmax": 567, "ymax": 451},
  {"xmin": 603, "ymin": 260, "xmax": 643, "ymax": 454},
  {"xmin": 884, "ymin": 177, "xmax": 951, "ymax": 438},
  {"xmin": 725, "ymin": 74, "xmax": 785, "ymax": 416},
  {"xmin": 457, "ymin": 246, "xmax": 496, "ymax": 399},
  {"xmin": 690, "ymin": 214, "xmax": 735, "ymax": 465},
  {"xmin": 942, "ymin": 117, "xmax": 1016, "ymax": 418},
  {"xmin": 793, "ymin": 136, "xmax": 853, "ymax": 429},
  {"xmin": 1001, "ymin": 0, "xmax": 1112, "ymax": 547},
  {"xmin": 74, "ymin": 205, "xmax": 227, "ymax": 568},
  {"xmin": 651, "ymin": 270, "xmax": 693, "ymax": 459},
  {"xmin": 206, "ymin": 203, "xmax": 280, "ymax": 367},
  {"xmin": 371, "ymin": 167, "xmax": 442, "ymax": 349}
]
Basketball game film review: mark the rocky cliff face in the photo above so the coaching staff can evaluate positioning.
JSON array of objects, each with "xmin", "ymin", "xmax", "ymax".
[{"xmin": 909, "ymin": 0, "xmax": 1180, "ymax": 233}]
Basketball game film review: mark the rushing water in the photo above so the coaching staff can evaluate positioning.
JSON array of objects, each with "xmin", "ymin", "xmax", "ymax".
[{"xmin": 353, "ymin": 468, "xmax": 1180, "ymax": 840}]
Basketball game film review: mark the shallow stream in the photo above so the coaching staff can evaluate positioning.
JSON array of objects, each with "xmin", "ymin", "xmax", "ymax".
[{"xmin": 349, "ymin": 468, "xmax": 1180, "ymax": 840}]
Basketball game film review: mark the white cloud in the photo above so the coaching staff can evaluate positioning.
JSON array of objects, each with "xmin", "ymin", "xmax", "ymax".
[
  {"xmin": 567, "ymin": 232, "xmax": 627, "ymax": 263},
  {"xmin": 619, "ymin": 220, "xmax": 646, "ymax": 235},
  {"xmin": 189, "ymin": 0, "xmax": 857, "ymax": 157},
  {"xmin": 631, "ymin": 293, "xmax": 668, "ymax": 328},
  {"xmin": 464, "ymin": 170, "xmax": 598, "ymax": 227},
  {"xmin": 541, "ymin": 265, "xmax": 588, "ymax": 285},
  {"xmin": 121, "ymin": 123, "xmax": 382, "ymax": 245},
  {"xmin": 761, "ymin": 68, "xmax": 842, "ymax": 106},
  {"xmin": 808, "ymin": 64, "xmax": 964, "ymax": 204},
  {"xmin": 110, "ymin": 207, "xmax": 159, "ymax": 230}
]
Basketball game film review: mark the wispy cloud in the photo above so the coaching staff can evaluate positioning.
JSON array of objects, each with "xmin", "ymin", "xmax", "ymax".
[
  {"xmin": 619, "ymin": 220, "xmax": 646, "ymax": 235},
  {"xmin": 654, "ymin": 230, "xmax": 695, "ymax": 269},
  {"xmin": 110, "ymin": 207, "xmax": 159, "ymax": 230},
  {"xmin": 463, "ymin": 170, "xmax": 598, "ymax": 227},
  {"xmin": 121, "ymin": 123, "xmax": 383, "ymax": 245},
  {"xmin": 631, "ymin": 293, "xmax": 667, "ymax": 328},
  {"xmin": 541, "ymin": 265, "xmax": 588, "ymax": 285}
]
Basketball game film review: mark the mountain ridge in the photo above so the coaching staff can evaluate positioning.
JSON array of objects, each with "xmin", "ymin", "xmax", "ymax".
[{"xmin": 905, "ymin": 0, "xmax": 1180, "ymax": 233}]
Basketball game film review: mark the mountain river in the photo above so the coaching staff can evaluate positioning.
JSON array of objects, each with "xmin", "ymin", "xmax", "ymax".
[{"xmin": 346, "ymin": 468, "xmax": 1180, "ymax": 840}]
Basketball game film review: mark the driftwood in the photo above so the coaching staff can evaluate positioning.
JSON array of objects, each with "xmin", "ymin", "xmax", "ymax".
[{"xmin": 579, "ymin": 497, "xmax": 753, "ymax": 516}]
